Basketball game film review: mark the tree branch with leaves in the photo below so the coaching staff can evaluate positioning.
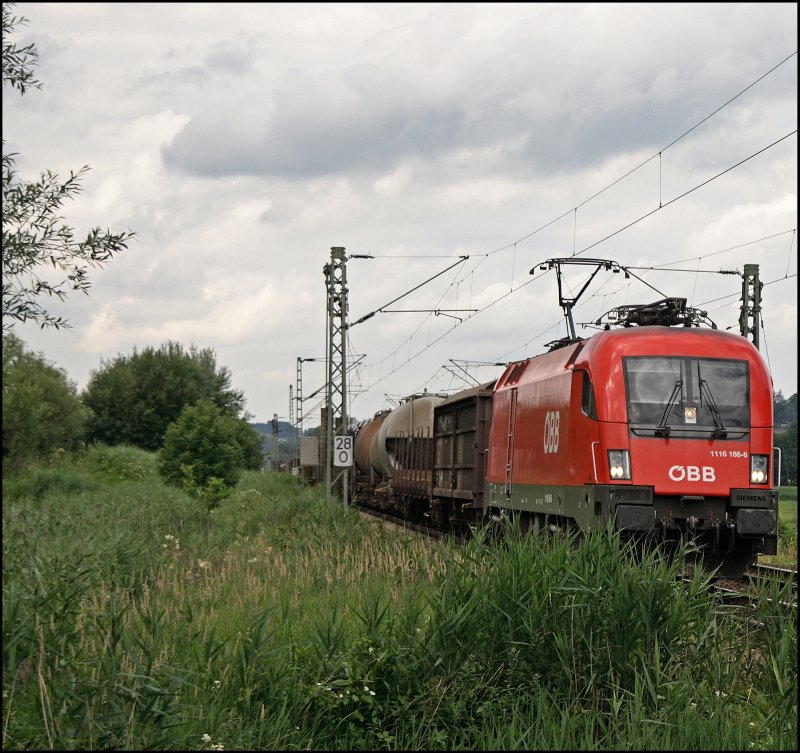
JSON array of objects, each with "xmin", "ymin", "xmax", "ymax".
[{"xmin": 2, "ymin": 2, "xmax": 134, "ymax": 330}]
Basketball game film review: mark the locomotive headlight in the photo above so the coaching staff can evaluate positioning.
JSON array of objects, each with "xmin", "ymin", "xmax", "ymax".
[
  {"xmin": 608, "ymin": 450, "xmax": 631, "ymax": 480},
  {"xmin": 750, "ymin": 454, "xmax": 769, "ymax": 484}
]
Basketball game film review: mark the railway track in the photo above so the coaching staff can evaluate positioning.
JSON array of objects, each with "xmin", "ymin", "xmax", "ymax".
[
  {"xmin": 746, "ymin": 563, "xmax": 798, "ymax": 593},
  {"xmin": 711, "ymin": 564, "xmax": 797, "ymax": 613},
  {"xmin": 356, "ymin": 504, "xmax": 452, "ymax": 541}
]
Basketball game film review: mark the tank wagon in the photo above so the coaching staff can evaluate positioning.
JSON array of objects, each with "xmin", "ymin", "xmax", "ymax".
[
  {"xmin": 354, "ymin": 393, "xmax": 445, "ymax": 517},
  {"xmin": 351, "ymin": 297, "xmax": 779, "ymax": 576}
]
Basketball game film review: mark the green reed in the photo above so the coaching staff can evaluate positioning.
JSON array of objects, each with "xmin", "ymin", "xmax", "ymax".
[{"xmin": 2, "ymin": 446, "xmax": 796, "ymax": 750}]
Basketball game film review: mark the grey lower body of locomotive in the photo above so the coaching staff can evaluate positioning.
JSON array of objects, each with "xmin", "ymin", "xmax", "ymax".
[{"xmin": 479, "ymin": 481, "xmax": 778, "ymax": 575}]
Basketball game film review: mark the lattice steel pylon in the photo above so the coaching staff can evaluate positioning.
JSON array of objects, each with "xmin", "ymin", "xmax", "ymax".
[
  {"xmin": 739, "ymin": 263, "xmax": 762, "ymax": 349},
  {"xmin": 288, "ymin": 384, "xmax": 295, "ymax": 471},
  {"xmin": 295, "ymin": 357, "xmax": 304, "ymax": 448},
  {"xmin": 271, "ymin": 413, "xmax": 279, "ymax": 470},
  {"xmin": 324, "ymin": 247, "xmax": 349, "ymax": 502}
]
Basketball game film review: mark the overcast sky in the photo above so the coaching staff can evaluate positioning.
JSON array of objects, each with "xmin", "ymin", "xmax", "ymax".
[{"xmin": 4, "ymin": 2, "xmax": 797, "ymax": 426}]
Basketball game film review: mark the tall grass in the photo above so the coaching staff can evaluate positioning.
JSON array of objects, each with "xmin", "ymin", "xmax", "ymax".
[{"xmin": 3, "ymin": 445, "xmax": 797, "ymax": 750}]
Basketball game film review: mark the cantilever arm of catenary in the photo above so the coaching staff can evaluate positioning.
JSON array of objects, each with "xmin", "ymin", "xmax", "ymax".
[{"xmin": 349, "ymin": 256, "xmax": 469, "ymax": 328}]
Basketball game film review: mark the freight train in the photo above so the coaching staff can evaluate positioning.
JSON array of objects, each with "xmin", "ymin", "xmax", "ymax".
[{"xmin": 350, "ymin": 294, "xmax": 780, "ymax": 577}]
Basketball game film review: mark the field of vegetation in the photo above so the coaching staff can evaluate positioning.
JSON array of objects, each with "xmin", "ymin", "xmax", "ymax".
[
  {"xmin": 761, "ymin": 484, "xmax": 798, "ymax": 568},
  {"xmin": 777, "ymin": 482, "xmax": 797, "ymax": 517},
  {"xmin": 3, "ymin": 445, "xmax": 797, "ymax": 751}
]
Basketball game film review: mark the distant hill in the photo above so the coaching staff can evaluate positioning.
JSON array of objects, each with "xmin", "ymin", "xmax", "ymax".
[
  {"xmin": 248, "ymin": 421, "xmax": 319, "ymax": 457},
  {"xmin": 250, "ymin": 421, "xmax": 293, "ymax": 440},
  {"xmin": 249, "ymin": 421, "xmax": 319, "ymax": 439}
]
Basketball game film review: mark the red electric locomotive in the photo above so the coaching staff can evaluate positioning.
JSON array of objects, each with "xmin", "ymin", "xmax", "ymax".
[{"xmin": 480, "ymin": 311, "xmax": 778, "ymax": 575}]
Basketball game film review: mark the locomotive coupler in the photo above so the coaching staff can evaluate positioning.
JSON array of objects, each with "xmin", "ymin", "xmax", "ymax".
[{"xmin": 656, "ymin": 516, "xmax": 674, "ymax": 542}]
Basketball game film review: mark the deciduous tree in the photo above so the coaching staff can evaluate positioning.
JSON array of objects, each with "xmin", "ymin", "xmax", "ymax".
[
  {"xmin": 2, "ymin": 332, "xmax": 90, "ymax": 468},
  {"xmin": 81, "ymin": 341, "xmax": 247, "ymax": 451}
]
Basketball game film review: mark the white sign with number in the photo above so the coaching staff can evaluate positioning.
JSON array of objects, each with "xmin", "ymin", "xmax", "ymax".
[{"xmin": 334, "ymin": 435, "xmax": 353, "ymax": 467}]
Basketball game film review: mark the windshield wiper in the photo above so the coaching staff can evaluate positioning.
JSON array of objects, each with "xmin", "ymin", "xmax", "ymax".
[
  {"xmin": 655, "ymin": 379, "xmax": 682, "ymax": 437},
  {"xmin": 699, "ymin": 377, "xmax": 728, "ymax": 438}
]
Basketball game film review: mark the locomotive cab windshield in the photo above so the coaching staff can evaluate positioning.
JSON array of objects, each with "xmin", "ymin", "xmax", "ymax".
[{"xmin": 624, "ymin": 356, "xmax": 750, "ymax": 439}]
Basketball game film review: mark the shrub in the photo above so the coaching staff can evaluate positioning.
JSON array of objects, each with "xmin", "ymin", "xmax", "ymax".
[
  {"xmin": 2, "ymin": 333, "xmax": 89, "ymax": 469},
  {"xmin": 76, "ymin": 443, "xmax": 160, "ymax": 482},
  {"xmin": 158, "ymin": 401, "xmax": 247, "ymax": 504}
]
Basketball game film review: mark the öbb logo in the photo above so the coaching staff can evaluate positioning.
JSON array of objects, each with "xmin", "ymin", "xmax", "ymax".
[
  {"xmin": 668, "ymin": 465, "xmax": 716, "ymax": 482},
  {"xmin": 543, "ymin": 410, "xmax": 560, "ymax": 454}
]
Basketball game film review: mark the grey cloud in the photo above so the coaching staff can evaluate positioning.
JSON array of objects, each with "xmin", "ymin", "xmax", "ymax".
[
  {"xmin": 161, "ymin": 63, "xmax": 479, "ymax": 178},
  {"xmin": 135, "ymin": 37, "xmax": 261, "ymax": 93},
  {"xmin": 159, "ymin": 9, "xmax": 796, "ymax": 182},
  {"xmin": 160, "ymin": 76, "xmax": 691, "ymax": 182},
  {"xmin": 517, "ymin": 98, "xmax": 690, "ymax": 174}
]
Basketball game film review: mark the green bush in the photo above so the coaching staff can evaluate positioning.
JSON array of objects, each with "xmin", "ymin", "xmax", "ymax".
[
  {"xmin": 2, "ymin": 333, "xmax": 90, "ymax": 470},
  {"xmin": 76, "ymin": 443, "xmax": 160, "ymax": 482},
  {"xmin": 158, "ymin": 401, "xmax": 248, "ymax": 503},
  {"xmin": 82, "ymin": 341, "xmax": 246, "ymax": 451}
]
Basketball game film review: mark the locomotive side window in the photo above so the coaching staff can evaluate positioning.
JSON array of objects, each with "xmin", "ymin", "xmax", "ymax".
[
  {"xmin": 580, "ymin": 371, "xmax": 598, "ymax": 419},
  {"xmin": 624, "ymin": 357, "xmax": 749, "ymax": 437}
]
